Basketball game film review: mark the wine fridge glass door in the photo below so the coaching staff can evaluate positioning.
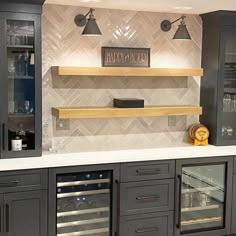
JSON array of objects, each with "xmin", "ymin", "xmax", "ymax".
[{"xmin": 179, "ymin": 163, "xmax": 226, "ymax": 234}]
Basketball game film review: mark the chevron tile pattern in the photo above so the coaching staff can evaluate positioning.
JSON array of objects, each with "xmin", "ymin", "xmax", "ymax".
[{"xmin": 42, "ymin": 4, "xmax": 202, "ymax": 153}]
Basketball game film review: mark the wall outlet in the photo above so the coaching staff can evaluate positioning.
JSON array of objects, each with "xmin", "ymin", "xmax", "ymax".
[
  {"xmin": 56, "ymin": 119, "xmax": 70, "ymax": 130},
  {"xmin": 168, "ymin": 116, "xmax": 176, "ymax": 127}
]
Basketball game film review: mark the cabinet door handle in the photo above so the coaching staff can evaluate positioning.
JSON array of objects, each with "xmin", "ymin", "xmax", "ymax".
[
  {"xmin": 136, "ymin": 169, "xmax": 160, "ymax": 175},
  {"xmin": 176, "ymin": 174, "xmax": 182, "ymax": 229},
  {"xmin": 0, "ymin": 180, "xmax": 19, "ymax": 187},
  {"xmin": 0, "ymin": 205, "xmax": 1, "ymax": 233},
  {"xmin": 1, "ymin": 123, "xmax": 5, "ymax": 151},
  {"xmin": 5, "ymin": 204, "xmax": 9, "ymax": 233},
  {"xmin": 135, "ymin": 227, "xmax": 159, "ymax": 234},
  {"xmin": 136, "ymin": 195, "xmax": 160, "ymax": 201},
  {"xmin": 115, "ymin": 180, "xmax": 120, "ymax": 236}
]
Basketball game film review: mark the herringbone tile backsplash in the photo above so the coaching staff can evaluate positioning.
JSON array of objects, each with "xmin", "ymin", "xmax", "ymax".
[{"xmin": 42, "ymin": 4, "xmax": 202, "ymax": 153}]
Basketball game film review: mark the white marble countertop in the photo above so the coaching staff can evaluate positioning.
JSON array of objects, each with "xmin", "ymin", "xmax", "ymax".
[{"xmin": 0, "ymin": 145, "xmax": 235, "ymax": 171}]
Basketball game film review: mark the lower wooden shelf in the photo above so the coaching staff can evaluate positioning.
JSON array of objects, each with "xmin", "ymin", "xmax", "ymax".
[{"xmin": 52, "ymin": 106, "xmax": 202, "ymax": 119}]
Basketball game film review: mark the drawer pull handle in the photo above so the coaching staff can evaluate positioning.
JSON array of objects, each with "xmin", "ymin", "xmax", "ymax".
[
  {"xmin": 136, "ymin": 195, "xmax": 160, "ymax": 201},
  {"xmin": 0, "ymin": 180, "xmax": 19, "ymax": 187},
  {"xmin": 135, "ymin": 227, "xmax": 159, "ymax": 234},
  {"xmin": 136, "ymin": 169, "xmax": 160, "ymax": 175}
]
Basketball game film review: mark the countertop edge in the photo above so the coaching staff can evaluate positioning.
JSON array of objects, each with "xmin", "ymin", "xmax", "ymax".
[{"xmin": 0, "ymin": 145, "xmax": 235, "ymax": 171}]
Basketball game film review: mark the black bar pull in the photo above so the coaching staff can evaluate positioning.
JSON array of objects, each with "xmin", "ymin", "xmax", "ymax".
[
  {"xmin": 115, "ymin": 179, "xmax": 120, "ymax": 236},
  {"xmin": 2, "ymin": 123, "xmax": 5, "ymax": 151},
  {"xmin": 0, "ymin": 180, "xmax": 19, "ymax": 187},
  {"xmin": 5, "ymin": 204, "xmax": 9, "ymax": 233},
  {"xmin": 136, "ymin": 169, "xmax": 160, "ymax": 175},
  {"xmin": 135, "ymin": 227, "xmax": 159, "ymax": 234},
  {"xmin": 176, "ymin": 174, "xmax": 182, "ymax": 229},
  {"xmin": 136, "ymin": 195, "xmax": 160, "ymax": 201},
  {"xmin": 0, "ymin": 205, "xmax": 1, "ymax": 233}
]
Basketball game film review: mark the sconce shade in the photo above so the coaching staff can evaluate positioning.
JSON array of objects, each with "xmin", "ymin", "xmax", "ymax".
[
  {"xmin": 160, "ymin": 15, "xmax": 191, "ymax": 40},
  {"xmin": 82, "ymin": 18, "xmax": 102, "ymax": 36},
  {"xmin": 173, "ymin": 24, "xmax": 191, "ymax": 40}
]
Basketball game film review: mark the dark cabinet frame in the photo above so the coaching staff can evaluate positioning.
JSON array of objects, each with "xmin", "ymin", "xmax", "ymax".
[
  {"xmin": 201, "ymin": 11, "xmax": 236, "ymax": 145},
  {"xmin": 0, "ymin": 11, "xmax": 42, "ymax": 158},
  {"xmin": 175, "ymin": 156, "xmax": 233, "ymax": 236},
  {"xmin": 48, "ymin": 164, "xmax": 120, "ymax": 236}
]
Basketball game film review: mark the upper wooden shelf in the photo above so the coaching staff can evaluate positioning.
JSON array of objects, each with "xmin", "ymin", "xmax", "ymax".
[
  {"xmin": 52, "ymin": 106, "xmax": 202, "ymax": 119},
  {"xmin": 55, "ymin": 66, "xmax": 203, "ymax": 77}
]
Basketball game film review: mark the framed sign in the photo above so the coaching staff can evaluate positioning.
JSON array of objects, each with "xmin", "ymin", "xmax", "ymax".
[{"xmin": 102, "ymin": 47, "xmax": 150, "ymax": 67}]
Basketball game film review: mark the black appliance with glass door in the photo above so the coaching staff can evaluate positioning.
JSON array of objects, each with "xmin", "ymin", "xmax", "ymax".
[
  {"xmin": 175, "ymin": 157, "xmax": 233, "ymax": 236},
  {"xmin": 201, "ymin": 11, "xmax": 236, "ymax": 145},
  {"xmin": 48, "ymin": 164, "xmax": 120, "ymax": 236},
  {"xmin": 0, "ymin": 1, "xmax": 43, "ymax": 158}
]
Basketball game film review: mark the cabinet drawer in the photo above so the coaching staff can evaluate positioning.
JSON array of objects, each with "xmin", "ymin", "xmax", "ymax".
[
  {"xmin": 121, "ymin": 160, "xmax": 175, "ymax": 182},
  {"xmin": 120, "ymin": 179, "xmax": 174, "ymax": 215},
  {"xmin": 120, "ymin": 211, "xmax": 173, "ymax": 236},
  {"xmin": 0, "ymin": 169, "xmax": 48, "ymax": 193}
]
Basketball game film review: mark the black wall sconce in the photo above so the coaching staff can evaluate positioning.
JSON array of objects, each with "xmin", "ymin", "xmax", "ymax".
[
  {"xmin": 160, "ymin": 15, "xmax": 191, "ymax": 40},
  {"xmin": 74, "ymin": 8, "xmax": 102, "ymax": 36}
]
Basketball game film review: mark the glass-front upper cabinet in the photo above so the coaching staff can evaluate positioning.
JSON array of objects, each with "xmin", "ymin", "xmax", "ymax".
[
  {"xmin": 175, "ymin": 157, "xmax": 233, "ymax": 236},
  {"xmin": 201, "ymin": 12, "xmax": 236, "ymax": 145},
  {"xmin": 222, "ymin": 28, "xmax": 236, "ymax": 142},
  {"xmin": 0, "ymin": 13, "xmax": 42, "ymax": 158}
]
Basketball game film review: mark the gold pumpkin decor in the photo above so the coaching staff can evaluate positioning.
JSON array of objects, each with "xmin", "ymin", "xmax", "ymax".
[{"xmin": 188, "ymin": 123, "xmax": 209, "ymax": 146}]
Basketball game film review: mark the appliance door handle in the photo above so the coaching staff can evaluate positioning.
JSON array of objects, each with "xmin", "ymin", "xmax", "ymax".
[
  {"xmin": 1, "ymin": 123, "xmax": 5, "ymax": 151},
  {"xmin": 5, "ymin": 204, "xmax": 9, "ymax": 233},
  {"xmin": 0, "ymin": 123, "xmax": 5, "ymax": 152},
  {"xmin": 136, "ymin": 169, "xmax": 160, "ymax": 175},
  {"xmin": 136, "ymin": 195, "xmax": 160, "ymax": 201},
  {"xmin": 176, "ymin": 174, "xmax": 182, "ymax": 229},
  {"xmin": 115, "ymin": 180, "xmax": 120, "ymax": 236},
  {"xmin": 135, "ymin": 227, "xmax": 159, "ymax": 234},
  {"xmin": 0, "ymin": 205, "xmax": 1, "ymax": 233}
]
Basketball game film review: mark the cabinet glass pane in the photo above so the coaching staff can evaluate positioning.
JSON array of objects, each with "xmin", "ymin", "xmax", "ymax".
[
  {"xmin": 7, "ymin": 20, "xmax": 35, "ymax": 151},
  {"xmin": 180, "ymin": 164, "xmax": 225, "ymax": 234},
  {"xmin": 222, "ymin": 34, "xmax": 236, "ymax": 140},
  {"xmin": 56, "ymin": 171, "xmax": 112, "ymax": 236}
]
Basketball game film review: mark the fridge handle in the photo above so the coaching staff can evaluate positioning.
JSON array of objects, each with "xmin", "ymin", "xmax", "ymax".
[
  {"xmin": 5, "ymin": 204, "xmax": 9, "ymax": 233},
  {"xmin": 115, "ymin": 179, "xmax": 120, "ymax": 236},
  {"xmin": 176, "ymin": 174, "xmax": 182, "ymax": 229},
  {"xmin": 1, "ymin": 123, "xmax": 5, "ymax": 151}
]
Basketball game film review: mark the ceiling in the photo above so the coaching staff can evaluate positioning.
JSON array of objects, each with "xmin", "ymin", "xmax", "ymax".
[{"xmin": 45, "ymin": 0, "xmax": 236, "ymax": 14}]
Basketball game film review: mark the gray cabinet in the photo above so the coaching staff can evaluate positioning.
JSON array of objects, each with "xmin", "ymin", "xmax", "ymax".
[
  {"xmin": 120, "ymin": 160, "xmax": 175, "ymax": 236},
  {"xmin": 120, "ymin": 160, "xmax": 175, "ymax": 182},
  {"xmin": 120, "ymin": 179, "xmax": 174, "ymax": 215},
  {"xmin": 4, "ymin": 190, "xmax": 47, "ymax": 236},
  {"xmin": 120, "ymin": 212, "xmax": 173, "ymax": 236},
  {"xmin": 201, "ymin": 11, "xmax": 236, "ymax": 145},
  {"xmin": 0, "ymin": 169, "xmax": 48, "ymax": 236},
  {"xmin": 0, "ymin": 1, "xmax": 44, "ymax": 158}
]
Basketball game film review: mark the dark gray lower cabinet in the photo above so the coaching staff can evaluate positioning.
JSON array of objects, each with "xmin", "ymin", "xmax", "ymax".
[
  {"xmin": 3, "ymin": 190, "xmax": 47, "ymax": 236},
  {"xmin": 120, "ymin": 179, "xmax": 174, "ymax": 216},
  {"xmin": 120, "ymin": 211, "xmax": 173, "ymax": 236},
  {"xmin": 0, "ymin": 169, "xmax": 48, "ymax": 236}
]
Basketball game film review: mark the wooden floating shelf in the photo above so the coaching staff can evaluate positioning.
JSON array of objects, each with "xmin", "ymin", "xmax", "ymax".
[
  {"xmin": 55, "ymin": 66, "xmax": 203, "ymax": 77},
  {"xmin": 52, "ymin": 106, "xmax": 202, "ymax": 119}
]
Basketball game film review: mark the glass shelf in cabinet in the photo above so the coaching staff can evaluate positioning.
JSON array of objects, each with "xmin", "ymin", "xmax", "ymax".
[
  {"xmin": 181, "ymin": 204, "xmax": 220, "ymax": 213},
  {"xmin": 8, "ymin": 75, "xmax": 34, "ymax": 80},
  {"xmin": 7, "ymin": 45, "xmax": 34, "ymax": 49}
]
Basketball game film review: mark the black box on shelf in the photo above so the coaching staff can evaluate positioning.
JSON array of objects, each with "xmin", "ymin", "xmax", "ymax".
[{"xmin": 113, "ymin": 98, "xmax": 144, "ymax": 108}]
